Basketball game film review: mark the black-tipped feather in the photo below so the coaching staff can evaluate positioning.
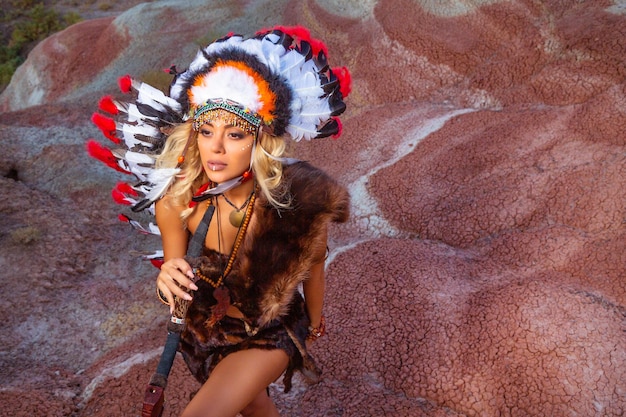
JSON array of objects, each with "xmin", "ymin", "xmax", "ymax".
[
  {"xmin": 319, "ymin": 74, "xmax": 339, "ymax": 96},
  {"xmin": 132, "ymin": 198, "xmax": 153, "ymax": 212},
  {"xmin": 297, "ymin": 40, "xmax": 313, "ymax": 61},
  {"xmin": 315, "ymin": 50, "xmax": 329, "ymax": 71},
  {"xmin": 315, "ymin": 119, "xmax": 340, "ymax": 138},
  {"xmin": 136, "ymin": 103, "xmax": 182, "ymax": 125},
  {"xmin": 328, "ymin": 94, "xmax": 346, "ymax": 116}
]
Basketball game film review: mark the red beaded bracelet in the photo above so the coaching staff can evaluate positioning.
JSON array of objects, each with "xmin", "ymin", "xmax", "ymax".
[{"xmin": 307, "ymin": 316, "xmax": 326, "ymax": 341}]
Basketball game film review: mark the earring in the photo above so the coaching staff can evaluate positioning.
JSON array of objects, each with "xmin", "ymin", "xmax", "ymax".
[{"xmin": 242, "ymin": 170, "xmax": 253, "ymax": 182}]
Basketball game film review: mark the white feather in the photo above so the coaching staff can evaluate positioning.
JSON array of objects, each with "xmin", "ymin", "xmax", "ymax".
[
  {"xmin": 111, "ymin": 99, "xmax": 129, "ymax": 114},
  {"xmin": 260, "ymin": 39, "xmax": 286, "ymax": 72},
  {"xmin": 122, "ymin": 196, "xmax": 139, "ymax": 206},
  {"xmin": 235, "ymin": 37, "xmax": 268, "ymax": 67},
  {"xmin": 122, "ymin": 103, "xmax": 145, "ymax": 122},
  {"xmin": 289, "ymin": 71, "xmax": 324, "ymax": 97},
  {"xmin": 143, "ymin": 250, "xmax": 164, "ymax": 259},
  {"xmin": 279, "ymin": 49, "xmax": 306, "ymax": 75},
  {"xmin": 121, "ymin": 151, "xmax": 156, "ymax": 181},
  {"xmin": 188, "ymin": 49, "xmax": 209, "ymax": 73},
  {"xmin": 136, "ymin": 82, "xmax": 181, "ymax": 111},
  {"xmin": 123, "ymin": 150, "xmax": 155, "ymax": 165},
  {"xmin": 123, "ymin": 217, "xmax": 161, "ymax": 236},
  {"xmin": 144, "ymin": 168, "xmax": 180, "ymax": 201},
  {"xmin": 148, "ymin": 222, "xmax": 161, "ymax": 235},
  {"xmin": 286, "ymin": 122, "xmax": 320, "ymax": 141},
  {"xmin": 298, "ymin": 100, "xmax": 331, "ymax": 125},
  {"xmin": 170, "ymin": 71, "xmax": 195, "ymax": 101},
  {"xmin": 121, "ymin": 124, "xmax": 160, "ymax": 148},
  {"xmin": 205, "ymin": 35, "xmax": 243, "ymax": 55},
  {"xmin": 190, "ymin": 66, "xmax": 262, "ymax": 110}
]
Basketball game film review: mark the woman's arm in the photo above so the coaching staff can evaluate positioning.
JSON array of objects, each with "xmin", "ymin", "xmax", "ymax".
[
  {"xmin": 155, "ymin": 196, "xmax": 197, "ymax": 311},
  {"xmin": 303, "ymin": 260, "xmax": 325, "ymax": 330},
  {"xmin": 303, "ymin": 225, "xmax": 328, "ymax": 337}
]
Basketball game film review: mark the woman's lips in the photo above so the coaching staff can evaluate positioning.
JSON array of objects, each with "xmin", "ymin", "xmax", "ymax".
[{"xmin": 207, "ymin": 161, "xmax": 226, "ymax": 171}]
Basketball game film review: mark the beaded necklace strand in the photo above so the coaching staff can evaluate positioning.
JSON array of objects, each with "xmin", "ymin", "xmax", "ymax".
[{"xmin": 194, "ymin": 190, "xmax": 256, "ymax": 288}]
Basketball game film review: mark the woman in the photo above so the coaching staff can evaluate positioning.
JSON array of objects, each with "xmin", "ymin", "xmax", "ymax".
[{"xmin": 89, "ymin": 26, "xmax": 350, "ymax": 417}]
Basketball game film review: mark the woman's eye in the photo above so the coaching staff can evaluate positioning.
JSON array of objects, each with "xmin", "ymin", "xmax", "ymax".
[
  {"xmin": 229, "ymin": 132, "xmax": 245, "ymax": 139},
  {"xmin": 200, "ymin": 129, "xmax": 212, "ymax": 137}
]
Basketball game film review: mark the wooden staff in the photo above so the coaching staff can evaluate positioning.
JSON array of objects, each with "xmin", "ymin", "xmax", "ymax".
[{"xmin": 142, "ymin": 205, "xmax": 214, "ymax": 417}]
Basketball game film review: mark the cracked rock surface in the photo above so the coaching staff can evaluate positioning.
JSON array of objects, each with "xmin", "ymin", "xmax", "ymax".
[{"xmin": 0, "ymin": 0, "xmax": 624, "ymax": 416}]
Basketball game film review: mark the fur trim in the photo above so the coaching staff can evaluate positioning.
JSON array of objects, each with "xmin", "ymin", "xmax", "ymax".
[
  {"xmin": 232, "ymin": 161, "xmax": 349, "ymax": 326},
  {"xmin": 187, "ymin": 162, "xmax": 349, "ymax": 328}
]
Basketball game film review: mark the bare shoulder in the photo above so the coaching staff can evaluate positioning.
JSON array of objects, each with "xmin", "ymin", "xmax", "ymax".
[
  {"xmin": 155, "ymin": 195, "xmax": 185, "ymax": 227},
  {"xmin": 155, "ymin": 195, "xmax": 190, "ymax": 259}
]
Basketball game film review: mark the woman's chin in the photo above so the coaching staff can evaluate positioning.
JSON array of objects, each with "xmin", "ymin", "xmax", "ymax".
[{"xmin": 206, "ymin": 172, "xmax": 238, "ymax": 184}]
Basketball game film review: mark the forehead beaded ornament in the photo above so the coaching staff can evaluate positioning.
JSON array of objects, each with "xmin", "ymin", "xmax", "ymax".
[
  {"xmin": 192, "ymin": 99, "xmax": 260, "ymax": 135},
  {"xmin": 87, "ymin": 26, "xmax": 351, "ymax": 258}
]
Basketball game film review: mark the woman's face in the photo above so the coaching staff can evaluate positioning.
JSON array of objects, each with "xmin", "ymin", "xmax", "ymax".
[{"xmin": 196, "ymin": 118, "xmax": 255, "ymax": 184}]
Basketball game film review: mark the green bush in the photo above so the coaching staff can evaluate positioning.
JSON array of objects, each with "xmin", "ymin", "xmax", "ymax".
[
  {"xmin": 10, "ymin": 4, "xmax": 64, "ymax": 47},
  {"xmin": 11, "ymin": 0, "xmax": 37, "ymax": 10},
  {"xmin": 65, "ymin": 11, "xmax": 82, "ymax": 26},
  {"xmin": 0, "ymin": 2, "xmax": 83, "ymax": 92},
  {"xmin": 0, "ymin": 54, "xmax": 23, "ymax": 87}
]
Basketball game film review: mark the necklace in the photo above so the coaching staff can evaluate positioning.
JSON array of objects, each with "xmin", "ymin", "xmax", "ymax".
[
  {"xmin": 195, "ymin": 191, "xmax": 256, "ymax": 288},
  {"xmin": 222, "ymin": 191, "xmax": 254, "ymax": 227}
]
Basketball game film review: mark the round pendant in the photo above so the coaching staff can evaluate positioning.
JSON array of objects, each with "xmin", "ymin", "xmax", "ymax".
[{"xmin": 229, "ymin": 210, "xmax": 245, "ymax": 228}]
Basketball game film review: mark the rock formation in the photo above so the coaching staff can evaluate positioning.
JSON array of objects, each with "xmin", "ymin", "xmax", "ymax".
[{"xmin": 0, "ymin": 0, "xmax": 624, "ymax": 415}]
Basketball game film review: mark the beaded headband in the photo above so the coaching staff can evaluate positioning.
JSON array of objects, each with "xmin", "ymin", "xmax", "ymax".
[{"xmin": 192, "ymin": 99, "xmax": 261, "ymax": 135}]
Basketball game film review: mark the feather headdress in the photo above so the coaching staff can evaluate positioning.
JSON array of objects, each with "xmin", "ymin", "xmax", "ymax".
[
  {"xmin": 171, "ymin": 26, "xmax": 351, "ymax": 140},
  {"xmin": 87, "ymin": 26, "xmax": 351, "ymax": 260}
]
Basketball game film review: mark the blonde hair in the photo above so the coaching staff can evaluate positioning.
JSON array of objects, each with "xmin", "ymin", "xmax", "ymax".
[{"xmin": 156, "ymin": 121, "xmax": 291, "ymax": 223}]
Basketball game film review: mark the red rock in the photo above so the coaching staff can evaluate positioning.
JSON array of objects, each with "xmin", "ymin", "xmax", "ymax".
[{"xmin": 0, "ymin": 0, "xmax": 624, "ymax": 416}]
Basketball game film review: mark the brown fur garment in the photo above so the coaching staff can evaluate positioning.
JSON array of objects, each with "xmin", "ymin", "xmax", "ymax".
[
  {"xmin": 187, "ymin": 161, "xmax": 350, "ymax": 328},
  {"xmin": 181, "ymin": 161, "xmax": 349, "ymax": 387},
  {"xmin": 231, "ymin": 161, "xmax": 350, "ymax": 327}
]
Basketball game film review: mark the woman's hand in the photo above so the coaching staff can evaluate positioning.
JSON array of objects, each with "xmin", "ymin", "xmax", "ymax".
[{"xmin": 156, "ymin": 257, "xmax": 198, "ymax": 311}]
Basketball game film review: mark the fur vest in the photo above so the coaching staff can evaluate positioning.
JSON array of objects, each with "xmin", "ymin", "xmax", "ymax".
[{"xmin": 186, "ymin": 161, "xmax": 350, "ymax": 331}]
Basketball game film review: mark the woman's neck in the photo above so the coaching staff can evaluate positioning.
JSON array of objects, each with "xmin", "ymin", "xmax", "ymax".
[{"xmin": 222, "ymin": 180, "xmax": 255, "ymax": 207}]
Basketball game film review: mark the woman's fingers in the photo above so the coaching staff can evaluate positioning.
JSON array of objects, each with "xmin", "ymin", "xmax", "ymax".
[
  {"xmin": 156, "ymin": 282, "xmax": 175, "ymax": 313},
  {"xmin": 166, "ymin": 258, "xmax": 198, "ymax": 288},
  {"xmin": 167, "ymin": 278, "xmax": 193, "ymax": 301},
  {"xmin": 157, "ymin": 258, "xmax": 198, "ymax": 302}
]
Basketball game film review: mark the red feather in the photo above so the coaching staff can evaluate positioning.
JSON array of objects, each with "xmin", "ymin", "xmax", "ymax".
[
  {"xmin": 189, "ymin": 182, "xmax": 210, "ymax": 208},
  {"xmin": 277, "ymin": 26, "xmax": 311, "ymax": 42},
  {"xmin": 333, "ymin": 66, "xmax": 352, "ymax": 97},
  {"xmin": 118, "ymin": 75, "xmax": 132, "ymax": 93},
  {"xmin": 91, "ymin": 112, "xmax": 120, "ymax": 143},
  {"xmin": 111, "ymin": 185, "xmax": 133, "ymax": 205},
  {"xmin": 98, "ymin": 95, "xmax": 119, "ymax": 115},
  {"xmin": 268, "ymin": 26, "xmax": 328, "ymax": 56},
  {"xmin": 118, "ymin": 213, "xmax": 130, "ymax": 222},
  {"xmin": 86, "ymin": 140, "xmax": 129, "ymax": 174},
  {"xmin": 310, "ymin": 39, "xmax": 328, "ymax": 57},
  {"xmin": 150, "ymin": 259, "xmax": 164, "ymax": 269},
  {"xmin": 112, "ymin": 191, "xmax": 131, "ymax": 205},
  {"xmin": 332, "ymin": 117, "xmax": 343, "ymax": 139},
  {"xmin": 91, "ymin": 112, "xmax": 115, "ymax": 131},
  {"xmin": 112, "ymin": 182, "xmax": 138, "ymax": 205},
  {"xmin": 116, "ymin": 181, "xmax": 138, "ymax": 195}
]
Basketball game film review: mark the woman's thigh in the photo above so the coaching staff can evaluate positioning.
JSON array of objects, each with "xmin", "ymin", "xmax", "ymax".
[{"xmin": 181, "ymin": 348, "xmax": 289, "ymax": 417}]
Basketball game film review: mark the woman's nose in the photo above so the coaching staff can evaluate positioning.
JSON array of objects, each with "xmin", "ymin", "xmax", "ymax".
[{"xmin": 209, "ymin": 129, "xmax": 226, "ymax": 152}]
